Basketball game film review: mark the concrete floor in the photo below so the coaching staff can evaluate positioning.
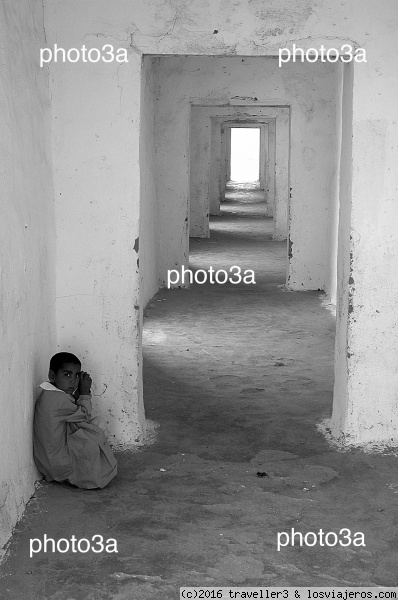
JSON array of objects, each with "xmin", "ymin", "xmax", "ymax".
[{"xmin": 1, "ymin": 183, "xmax": 398, "ymax": 599}]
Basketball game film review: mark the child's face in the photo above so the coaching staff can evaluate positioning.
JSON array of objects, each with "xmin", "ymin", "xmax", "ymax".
[{"xmin": 49, "ymin": 362, "xmax": 81, "ymax": 394}]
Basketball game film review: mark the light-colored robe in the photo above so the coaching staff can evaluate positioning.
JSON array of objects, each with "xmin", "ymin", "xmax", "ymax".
[{"xmin": 33, "ymin": 382, "xmax": 117, "ymax": 489}]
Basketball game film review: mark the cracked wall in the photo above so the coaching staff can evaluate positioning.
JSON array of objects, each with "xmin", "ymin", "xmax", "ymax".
[{"xmin": 0, "ymin": 0, "xmax": 55, "ymax": 553}]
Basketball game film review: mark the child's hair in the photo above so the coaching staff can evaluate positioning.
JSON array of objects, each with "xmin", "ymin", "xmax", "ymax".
[{"xmin": 50, "ymin": 352, "xmax": 81, "ymax": 373}]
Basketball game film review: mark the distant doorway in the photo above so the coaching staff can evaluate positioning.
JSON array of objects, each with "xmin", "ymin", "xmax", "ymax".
[{"xmin": 230, "ymin": 127, "xmax": 260, "ymax": 183}]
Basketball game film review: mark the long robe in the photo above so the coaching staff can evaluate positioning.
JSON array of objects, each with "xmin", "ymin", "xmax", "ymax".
[{"xmin": 33, "ymin": 382, "xmax": 117, "ymax": 489}]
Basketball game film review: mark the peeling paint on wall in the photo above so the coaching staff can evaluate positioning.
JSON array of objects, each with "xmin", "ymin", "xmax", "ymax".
[{"xmin": 288, "ymin": 238, "xmax": 293, "ymax": 260}]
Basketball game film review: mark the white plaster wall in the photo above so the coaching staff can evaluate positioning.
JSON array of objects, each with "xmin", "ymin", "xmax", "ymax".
[
  {"xmin": 331, "ymin": 62, "xmax": 354, "ymax": 440},
  {"xmin": 226, "ymin": 127, "xmax": 231, "ymax": 182},
  {"xmin": 268, "ymin": 122, "xmax": 276, "ymax": 217},
  {"xmin": 0, "ymin": 0, "xmax": 55, "ymax": 552},
  {"xmin": 332, "ymin": 31, "xmax": 398, "ymax": 444},
  {"xmin": 286, "ymin": 61, "xmax": 341, "ymax": 290},
  {"xmin": 209, "ymin": 120, "xmax": 223, "ymax": 216},
  {"xmin": 272, "ymin": 111, "xmax": 289, "ymax": 241},
  {"xmin": 45, "ymin": 7, "xmax": 146, "ymax": 445},
  {"xmin": 156, "ymin": 57, "xmax": 339, "ymax": 289},
  {"xmin": 154, "ymin": 59, "xmax": 191, "ymax": 283},
  {"xmin": 190, "ymin": 108, "xmax": 212, "ymax": 235},
  {"xmin": 259, "ymin": 125, "xmax": 267, "ymax": 191},
  {"xmin": 219, "ymin": 125, "xmax": 228, "ymax": 202},
  {"xmin": 323, "ymin": 63, "xmax": 344, "ymax": 305},
  {"xmin": 140, "ymin": 56, "xmax": 159, "ymax": 308}
]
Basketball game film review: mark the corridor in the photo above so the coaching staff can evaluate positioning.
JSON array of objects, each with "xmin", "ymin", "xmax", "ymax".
[{"xmin": 1, "ymin": 186, "xmax": 398, "ymax": 598}]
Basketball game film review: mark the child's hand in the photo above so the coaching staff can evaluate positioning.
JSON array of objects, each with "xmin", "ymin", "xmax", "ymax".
[{"xmin": 79, "ymin": 371, "xmax": 92, "ymax": 395}]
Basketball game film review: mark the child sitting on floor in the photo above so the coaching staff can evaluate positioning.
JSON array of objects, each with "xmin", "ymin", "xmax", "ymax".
[{"xmin": 33, "ymin": 352, "xmax": 117, "ymax": 489}]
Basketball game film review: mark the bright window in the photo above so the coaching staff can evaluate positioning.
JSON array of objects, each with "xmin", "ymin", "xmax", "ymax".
[{"xmin": 230, "ymin": 128, "xmax": 260, "ymax": 183}]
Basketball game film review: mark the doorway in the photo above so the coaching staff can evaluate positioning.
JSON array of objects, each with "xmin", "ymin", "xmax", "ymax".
[
  {"xmin": 140, "ymin": 54, "xmax": 345, "ymax": 443},
  {"xmin": 230, "ymin": 127, "xmax": 260, "ymax": 184}
]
